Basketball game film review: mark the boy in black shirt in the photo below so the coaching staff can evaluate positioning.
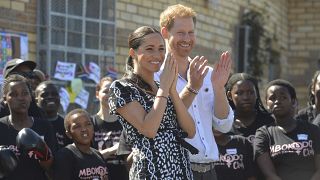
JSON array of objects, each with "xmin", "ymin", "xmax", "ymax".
[
  {"xmin": 254, "ymin": 79, "xmax": 320, "ymax": 180},
  {"xmin": 35, "ymin": 81, "xmax": 72, "ymax": 149},
  {"xmin": 53, "ymin": 109, "xmax": 108, "ymax": 180}
]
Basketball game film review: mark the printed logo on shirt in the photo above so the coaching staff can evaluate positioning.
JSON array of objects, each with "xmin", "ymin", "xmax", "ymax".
[
  {"xmin": 8, "ymin": 145, "xmax": 20, "ymax": 156},
  {"xmin": 297, "ymin": 134, "xmax": 308, "ymax": 141},
  {"xmin": 78, "ymin": 166, "xmax": 108, "ymax": 179},
  {"xmin": 226, "ymin": 148, "xmax": 237, "ymax": 155},
  {"xmin": 215, "ymin": 153, "xmax": 244, "ymax": 170},
  {"xmin": 56, "ymin": 132, "xmax": 66, "ymax": 146},
  {"xmin": 94, "ymin": 130, "xmax": 121, "ymax": 150},
  {"xmin": 270, "ymin": 140, "xmax": 314, "ymax": 157}
]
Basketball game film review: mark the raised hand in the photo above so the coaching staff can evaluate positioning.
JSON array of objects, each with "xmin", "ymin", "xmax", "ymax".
[
  {"xmin": 159, "ymin": 53, "xmax": 176, "ymax": 95},
  {"xmin": 169, "ymin": 54, "xmax": 179, "ymax": 96},
  {"xmin": 211, "ymin": 51, "xmax": 232, "ymax": 90},
  {"xmin": 187, "ymin": 56, "xmax": 209, "ymax": 91}
]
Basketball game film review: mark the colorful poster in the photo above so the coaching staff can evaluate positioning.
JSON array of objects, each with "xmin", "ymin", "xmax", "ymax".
[
  {"xmin": 74, "ymin": 88, "xmax": 89, "ymax": 109},
  {"xmin": 59, "ymin": 87, "xmax": 70, "ymax": 112},
  {"xmin": 88, "ymin": 62, "xmax": 100, "ymax": 84},
  {"xmin": 54, "ymin": 61, "xmax": 76, "ymax": 81},
  {"xmin": 0, "ymin": 32, "xmax": 12, "ymax": 76},
  {"xmin": 20, "ymin": 35, "xmax": 28, "ymax": 60}
]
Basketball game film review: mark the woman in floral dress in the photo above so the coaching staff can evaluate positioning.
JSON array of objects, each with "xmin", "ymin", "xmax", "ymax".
[{"xmin": 108, "ymin": 26, "xmax": 195, "ymax": 179}]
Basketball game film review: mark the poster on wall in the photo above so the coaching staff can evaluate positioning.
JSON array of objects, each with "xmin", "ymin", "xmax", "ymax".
[
  {"xmin": 0, "ymin": 32, "xmax": 28, "ymax": 83},
  {"xmin": 54, "ymin": 61, "xmax": 76, "ymax": 81}
]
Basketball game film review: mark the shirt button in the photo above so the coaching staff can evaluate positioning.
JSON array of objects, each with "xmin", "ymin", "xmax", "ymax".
[
  {"xmin": 202, "ymin": 137, "xmax": 204, "ymax": 140},
  {"xmin": 197, "ymin": 121, "xmax": 200, "ymax": 124},
  {"xmin": 205, "ymin": 155, "xmax": 208, "ymax": 157},
  {"xmin": 193, "ymin": 105, "xmax": 196, "ymax": 108}
]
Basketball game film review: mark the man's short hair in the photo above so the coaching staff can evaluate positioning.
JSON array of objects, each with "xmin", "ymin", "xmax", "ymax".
[{"xmin": 160, "ymin": 4, "xmax": 197, "ymax": 31}]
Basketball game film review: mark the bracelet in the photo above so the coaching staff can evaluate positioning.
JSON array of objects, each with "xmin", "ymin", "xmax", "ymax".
[
  {"xmin": 155, "ymin": 95, "xmax": 168, "ymax": 100},
  {"xmin": 186, "ymin": 86, "xmax": 199, "ymax": 95}
]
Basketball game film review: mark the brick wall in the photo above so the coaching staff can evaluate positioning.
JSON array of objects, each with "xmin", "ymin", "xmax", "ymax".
[
  {"xmin": 0, "ymin": 0, "xmax": 37, "ymax": 62},
  {"xmin": 287, "ymin": 0, "xmax": 320, "ymax": 107},
  {"xmin": 0, "ymin": 0, "xmax": 318, "ymax": 108},
  {"xmin": 115, "ymin": 0, "xmax": 289, "ymax": 97}
]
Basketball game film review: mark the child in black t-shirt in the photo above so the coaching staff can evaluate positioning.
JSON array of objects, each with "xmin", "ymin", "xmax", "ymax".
[
  {"xmin": 53, "ymin": 109, "xmax": 108, "ymax": 180},
  {"xmin": 225, "ymin": 73, "xmax": 274, "ymax": 180},
  {"xmin": 0, "ymin": 74, "xmax": 56, "ymax": 180},
  {"xmin": 91, "ymin": 76, "xmax": 129, "ymax": 180},
  {"xmin": 213, "ymin": 130, "xmax": 256, "ymax": 180},
  {"xmin": 35, "ymin": 81, "xmax": 72, "ymax": 149},
  {"xmin": 254, "ymin": 79, "xmax": 320, "ymax": 180},
  {"xmin": 225, "ymin": 73, "xmax": 274, "ymax": 144}
]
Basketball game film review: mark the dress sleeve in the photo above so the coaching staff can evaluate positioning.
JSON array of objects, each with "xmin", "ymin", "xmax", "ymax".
[
  {"xmin": 108, "ymin": 80, "xmax": 137, "ymax": 115},
  {"xmin": 253, "ymin": 126, "xmax": 270, "ymax": 160},
  {"xmin": 53, "ymin": 148, "xmax": 75, "ymax": 180}
]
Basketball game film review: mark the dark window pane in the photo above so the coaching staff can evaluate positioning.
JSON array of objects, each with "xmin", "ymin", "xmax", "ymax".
[
  {"xmin": 51, "ymin": 29, "xmax": 65, "ymax": 45},
  {"xmin": 51, "ymin": 0, "xmax": 65, "ymax": 13},
  {"xmin": 101, "ymin": 37, "xmax": 114, "ymax": 51},
  {"xmin": 51, "ymin": 15, "xmax": 65, "ymax": 29},
  {"xmin": 68, "ymin": 18, "xmax": 82, "ymax": 32},
  {"xmin": 51, "ymin": 50, "xmax": 65, "ymax": 76},
  {"xmin": 86, "ymin": 0, "xmax": 100, "ymax": 19},
  {"xmin": 102, "ymin": 0, "xmax": 115, "ymax": 21},
  {"xmin": 86, "ymin": 35, "xmax": 99, "ymax": 49},
  {"xmin": 67, "ymin": 52, "xmax": 81, "ymax": 62},
  {"xmin": 68, "ymin": 32, "xmax": 82, "ymax": 47},
  {"xmin": 101, "ymin": 23, "xmax": 114, "ymax": 38},
  {"xmin": 86, "ymin": 21, "xmax": 99, "ymax": 35},
  {"xmin": 68, "ymin": 0, "xmax": 82, "ymax": 16}
]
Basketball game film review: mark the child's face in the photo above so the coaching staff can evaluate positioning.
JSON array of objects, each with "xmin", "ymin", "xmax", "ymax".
[
  {"xmin": 266, "ymin": 85, "xmax": 295, "ymax": 119},
  {"xmin": 5, "ymin": 81, "xmax": 31, "ymax": 114},
  {"xmin": 36, "ymin": 84, "xmax": 60, "ymax": 115},
  {"xmin": 67, "ymin": 114, "xmax": 94, "ymax": 146},
  {"xmin": 96, "ymin": 80, "xmax": 112, "ymax": 107}
]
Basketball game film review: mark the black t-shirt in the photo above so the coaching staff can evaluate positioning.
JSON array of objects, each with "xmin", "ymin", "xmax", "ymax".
[
  {"xmin": 232, "ymin": 112, "xmax": 274, "ymax": 144},
  {"xmin": 91, "ymin": 114, "xmax": 123, "ymax": 160},
  {"xmin": 296, "ymin": 106, "xmax": 316, "ymax": 123},
  {"xmin": 254, "ymin": 120, "xmax": 320, "ymax": 180},
  {"xmin": 0, "ymin": 116, "xmax": 57, "ymax": 180},
  {"xmin": 214, "ymin": 135, "xmax": 255, "ymax": 180},
  {"xmin": 49, "ymin": 114, "xmax": 72, "ymax": 149},
  {"xmin": 53, "ymin": 144, "xmax": 108, "ymax": 180}
]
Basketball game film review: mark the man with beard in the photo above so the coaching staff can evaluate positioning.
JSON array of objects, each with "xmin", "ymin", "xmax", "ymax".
[{"xmin": 155, "ymin": 4, "xmax": 234, "ymax": 180}]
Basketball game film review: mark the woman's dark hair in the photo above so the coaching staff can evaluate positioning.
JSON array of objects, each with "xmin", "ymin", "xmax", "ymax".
[
  {"xmin": 124, "ymin": 26, "xmax": 163, "ymax": 92},
  {"xmin": 265, "ymin": 79, "xmax": 297, "ymax": 101},
  {"xmin": 225, "ymin": 73, "xmax": 268, "ymax": 114},
  {"xmin": 96, "ymin": 76, "xmax": 113, "ymax": 92},
  {"xmin": 308, "ymin": 70, "xmax": 320, "ymax": 106},
  {"xmin": 2, "ymin": 74, "xmax": 30, "ymax": 96}
]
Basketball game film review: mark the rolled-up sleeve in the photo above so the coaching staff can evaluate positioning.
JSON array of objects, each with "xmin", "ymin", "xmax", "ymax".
[{"xmin": 212, "ymin": 106, "xmax": 234, "ymax": 133}]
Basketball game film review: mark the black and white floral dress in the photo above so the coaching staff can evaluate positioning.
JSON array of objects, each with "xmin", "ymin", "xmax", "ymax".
[{"xmin": 108, "ymin": 80, "xmax": 193, "ymax": 180}]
